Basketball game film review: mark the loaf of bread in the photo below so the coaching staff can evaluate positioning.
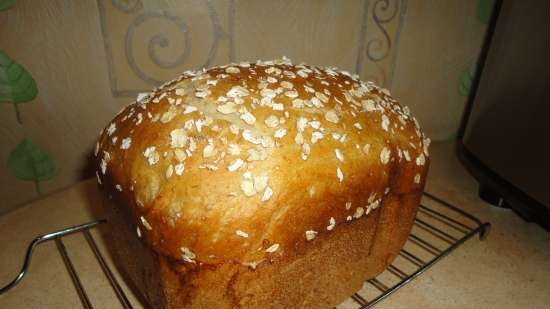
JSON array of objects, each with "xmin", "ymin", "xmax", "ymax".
[{"xmin": 95, "ymin": 58, "xmax": 430, "ymax": 309}]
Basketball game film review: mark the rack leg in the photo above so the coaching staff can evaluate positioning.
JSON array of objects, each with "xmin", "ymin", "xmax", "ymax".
[
  {"xmin": 478, "ymin": 184, "xmax": 510, "ymax": 208},
  {"xmin": 55, "ymin": 238, "xmax": 94, "ymax": 309}
]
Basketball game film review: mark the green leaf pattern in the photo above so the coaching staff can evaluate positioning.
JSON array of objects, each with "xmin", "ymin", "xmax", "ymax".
[
  {"xmin": 8, "ymin": 139, "xmax": 56, "ymax": 195},
  {"xmin": 0, "ymin": 48, "xmax": 57, "ymax": 196},
  {"xmin": 0, "ymin": 51, "xmax": 38, "ymax": 124},
  {"xmin": 0, "ymin": 0, "xmax": 16, "ymax": 11},
  {"xmin": 478, "ymin": 0, "xmax": 496, "ymax": 25}
]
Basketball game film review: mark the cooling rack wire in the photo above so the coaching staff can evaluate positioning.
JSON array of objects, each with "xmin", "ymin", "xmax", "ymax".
[{"xmin": 0, "ymin": 192, "xmax": 490, "ymax": 309}]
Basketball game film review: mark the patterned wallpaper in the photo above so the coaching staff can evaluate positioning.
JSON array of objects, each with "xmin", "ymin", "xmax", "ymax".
[
  {"xmin": 0, "ymin": 0, "xmax": 493, "ymax": 213},
  {"xmin": 97, "ymin": 0, "xmax": 411, "ymax": 95},
  {"xmin": 98, "ymin": 0, "xmax": 234, "ymax": 96}
]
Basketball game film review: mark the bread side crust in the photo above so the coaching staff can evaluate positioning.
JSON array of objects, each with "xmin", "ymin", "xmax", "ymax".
[{"xmin": 102, "ymin": 188, "xmax": 422, "ymax": 309}]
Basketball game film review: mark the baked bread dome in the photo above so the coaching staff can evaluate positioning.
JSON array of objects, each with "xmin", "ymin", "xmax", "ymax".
[{"xmin": 95, "ymin": 58, "xmax": 430, "ymax": 309}]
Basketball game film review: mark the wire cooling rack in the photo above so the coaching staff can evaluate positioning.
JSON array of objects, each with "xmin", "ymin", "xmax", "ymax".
[{"xmin": 0, "ymin": 192, "xmax": 490, "ymax": 309}]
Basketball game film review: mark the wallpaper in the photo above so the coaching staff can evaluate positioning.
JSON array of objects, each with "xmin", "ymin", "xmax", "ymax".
[{"xmin": 0, "ymin": 0, "xmax": 494, "ymax": 213}]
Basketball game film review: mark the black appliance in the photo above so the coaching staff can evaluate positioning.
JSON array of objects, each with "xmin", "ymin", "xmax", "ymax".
[{"xmin": 459, "ymin": 0, "xmax": 550, "ymax": 230}]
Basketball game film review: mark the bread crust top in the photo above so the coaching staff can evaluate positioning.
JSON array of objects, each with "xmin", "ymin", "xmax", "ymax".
[{"xmin": 95, "ymin": 58, "xmax": 430, "ymax": 267}]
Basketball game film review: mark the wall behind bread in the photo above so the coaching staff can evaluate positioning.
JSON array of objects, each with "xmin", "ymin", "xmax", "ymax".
[{"xmin": 0, "ymin": 0, "xmax": 492, "ymax": 213}]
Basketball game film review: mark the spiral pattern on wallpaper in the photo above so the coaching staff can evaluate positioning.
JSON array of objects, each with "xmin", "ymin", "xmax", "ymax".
[
  {"xmin": 124, "ymin": 11, "xmax": 190, "ymax": 85},
  {"xmin": 121, "ymin": 0, "xmax": 229, "ymax": 86},
  {"xmin": 366, "ymin": 0, "xmax": 399, "ymax": 62}
]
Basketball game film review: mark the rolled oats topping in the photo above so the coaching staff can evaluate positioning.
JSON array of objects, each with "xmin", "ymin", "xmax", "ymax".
[
  {"xmin": 225, "ymin": 66, "xmax": 240, "ymax": 74},
  {"xmin": 305, "ymin": 230, "xmax": 318, "ymax": 241},
  {"xmin": 120, "ymin": 137, "xmax": 132, "ymax": 150},
  {"xmin": 236, "ymin": 230, "xmax": 249, "ymax": 238},
  {"xmin": 324, "ymin": 110, "xmax": 339, "ymax": 123},
  {"xmin": 335, "ymin": 148, "xmax": 344, "ymax": 162},
  {"xmin": 380, "ymin": 147, "xmax": 391, "ymax": 165},
  {"xmin": 261, "ymin": 186, "xmax": 274, "ymax": 202},
  {"xmin": 228, "ymin": 159, "xmax": 244, "ymax": 172},
  {"xmin": 265, "ymin": 243, "xmax": 280, "ymax": 253},
  {"xmin": 327, "ymin": 217, "xmax": 336, "ymax": 231},
  {"xmin": 264, "ymin": 115, "xmax": 280, "ymax": 128},
  {"xmin": 140, "ymin": 216, "xmax": 152, "ymax": 230},
  {"xmin": 96, "ymin": 58, "xmax": 429, "ymax": 263},
  {"xmin": 336, "ymin": 167, "xmax": 344, "ymax": 182},
  {"xmin": 144, "ymin": 146, "xmax": 160, "ymax": 165},
  {"xmin": 180, "ymin": 247, "xmax": 196, "ymax": 263}
]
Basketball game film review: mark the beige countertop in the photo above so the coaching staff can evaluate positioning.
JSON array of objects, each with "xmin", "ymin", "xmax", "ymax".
[{"xmin": 1, "ymin": 141, "xmax": 549, "ymax": 308}]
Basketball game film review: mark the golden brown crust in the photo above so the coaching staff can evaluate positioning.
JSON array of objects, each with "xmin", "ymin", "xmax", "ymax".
[{"xmin": 96, "ymin": 58, "xmax": 429, "ymax": 307}]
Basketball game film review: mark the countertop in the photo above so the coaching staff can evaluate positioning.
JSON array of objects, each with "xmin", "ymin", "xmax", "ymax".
[{"xmin": 1, "ymin": 141, "xmax": 549, "ymax": 308}]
